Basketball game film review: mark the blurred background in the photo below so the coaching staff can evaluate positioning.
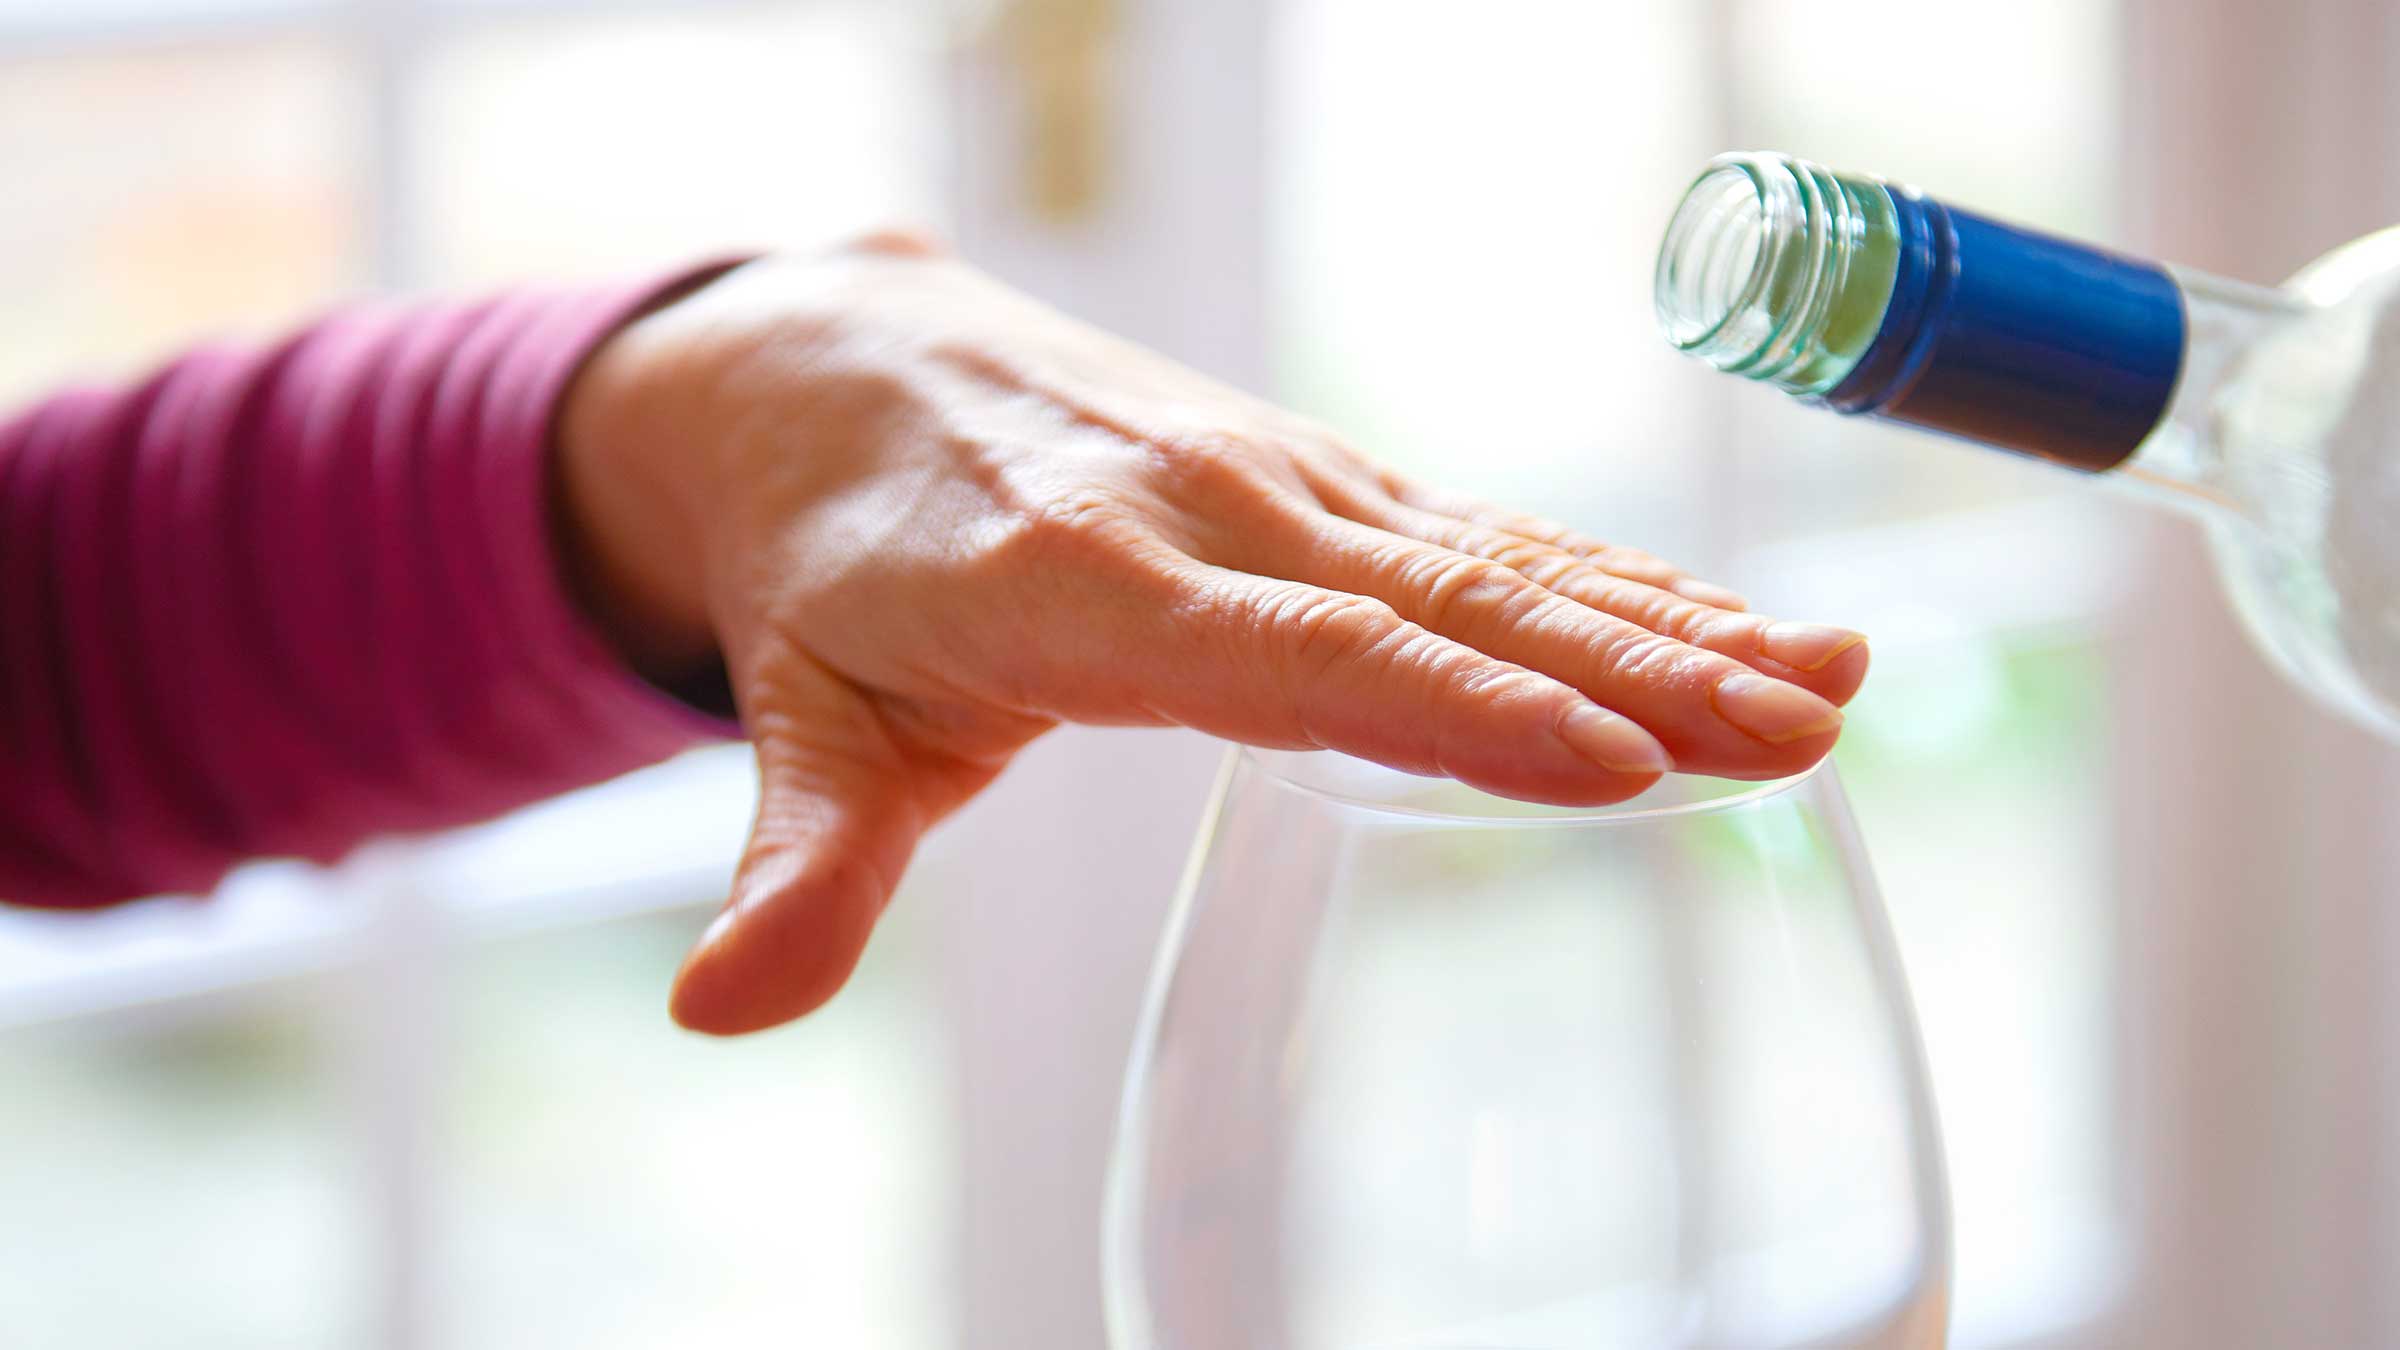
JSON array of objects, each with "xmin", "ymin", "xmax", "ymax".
[{"xmin": 3, "ymin": 0, "xmax": 2398, "ymax": 1346}]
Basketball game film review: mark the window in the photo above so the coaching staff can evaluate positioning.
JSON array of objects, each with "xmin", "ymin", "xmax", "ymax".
[
  {"xmin": 408, "ymin": 4, "xmax": 941, "ymax": 286},
  {"xmin": 0, "ymin": 36, "xmax": 360, "ymax": 405}
]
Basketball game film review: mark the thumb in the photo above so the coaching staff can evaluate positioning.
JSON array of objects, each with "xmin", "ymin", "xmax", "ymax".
[{"xmin": 670, "ymin": 648, "xmax": 928, "ymax": 1036}]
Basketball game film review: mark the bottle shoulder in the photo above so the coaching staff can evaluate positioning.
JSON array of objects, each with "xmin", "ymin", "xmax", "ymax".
[
  {"xmin": 2174, "ymin": 236, "xmax": 2399, "ymax": 484},
  {"xmin": 2131, "ymin": 248, "xmax": 2391, "ymax": 536},
  {"xmin": 2287, "ymin": 225, "xmax": 2400, "ymax": 305},
  {"xmin": 2190, "ymin": 243, "xmax": 2400, "ymax": 735}
]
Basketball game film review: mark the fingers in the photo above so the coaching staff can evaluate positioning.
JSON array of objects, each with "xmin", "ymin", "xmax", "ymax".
[
  {"xmin": 1112, "ymin": 566, "xmax": 1670, "ymax": 807},
  {"xmin": 670, "ymin": 642, "xmax": 971, "ymax": 1036},
  {"xmin": 1204, "ymin": 508, "xmax": 1843, "ymax": 780},
  {"xmin": 1310, "ymin": 485, "xmax": 1868, "ymax": 706},
  {"xmin": 1362, "ymin": 476, "xmax": 1744, "ymax": 610}
]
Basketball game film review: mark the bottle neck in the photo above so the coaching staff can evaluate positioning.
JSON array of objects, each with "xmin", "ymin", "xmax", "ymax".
[
  {"xmin": 2111, "ymin": 266, "xmax": 2310, "ymax": 513},
  {"xmin": 1656, "ymin": 153, "xmax": 2279, "ymax": 478}
]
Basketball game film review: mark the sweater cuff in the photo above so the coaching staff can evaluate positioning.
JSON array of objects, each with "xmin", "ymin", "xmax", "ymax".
[{"xmin": 478, "ymin": 258, "xmax": 752, "ymax": 764}]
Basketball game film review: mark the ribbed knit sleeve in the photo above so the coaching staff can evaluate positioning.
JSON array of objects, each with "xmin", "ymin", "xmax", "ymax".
[{"xmin": 0, "ymin": 263, "xmax": 746, "ymax": 907}]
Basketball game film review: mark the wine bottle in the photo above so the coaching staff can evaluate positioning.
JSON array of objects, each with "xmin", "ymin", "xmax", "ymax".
[{"xmin": 1655, "ymin": 151, "xmax": 2400, "ymax": 739}]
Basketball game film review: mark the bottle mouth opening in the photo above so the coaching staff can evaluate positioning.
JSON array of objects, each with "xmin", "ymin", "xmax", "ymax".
[
  {"xmin": 1655, "ymin": 160, "xmax": 1778, "ymax": 353},
  {"xmin": 1653, "ymin": 152, "xmax": 1901, "ymax": 395}
]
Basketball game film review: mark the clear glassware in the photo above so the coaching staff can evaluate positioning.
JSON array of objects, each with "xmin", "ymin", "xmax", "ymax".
[{"xmin": 1105, "ymin": 749, "xmax": 1950, "ymax": 1350}]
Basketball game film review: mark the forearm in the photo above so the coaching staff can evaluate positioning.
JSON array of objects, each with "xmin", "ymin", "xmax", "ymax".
[{"xmin": 0, "ymin": 263, "xmax": 743, "ymax": 908}]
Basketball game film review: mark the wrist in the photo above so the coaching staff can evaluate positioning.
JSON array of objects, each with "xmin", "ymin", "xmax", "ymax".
[
  {"xmin": 554, "ymin": 272, "xmax": 734, "ymax": 691},
  {"xmin": 554, "ymin": 243, "xmax": 947, "ymax": 695}
]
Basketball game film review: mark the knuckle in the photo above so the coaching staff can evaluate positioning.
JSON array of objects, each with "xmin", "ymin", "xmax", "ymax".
[
  {"xmin": 1504, "ymin": 545, "xmax": 1591, "ymax": 590},
  {"xmin": 1441, "ymin": 659, "xmax": 1544, "ymax": 710},
  {"xmin": 1161, "ymin": 564, "xmax": 1252, "ymax": 638},
  {"xmin": 1403, "ymin": 552, "xmax": 1534, "ymax": 635},
  {"xmin": 986, "ymin": 488, "xmax": 1164, "ymax": 587},
  {"xmin": 1421, "ymin": 665, "xmax": 1559, "ymax": 783},
  {"xmin": 1275, "ymin": 590, "xmax": 1404, "ymax": 679},
  {"xmin": 1017, "ymin": 489, "xmax": 1128, "ymax": 552},
  {"xmin": 1150, "ymin": 431, "xmax": 1280, "ymax": 504},
  {"xmin": 1651, "ymin": 595, "xmax": 1721, "ymax": 640},
  {"xmin": 1478, "ymin": 533, "xmax": 1558, "ymax": 572},
  {"xmin": 1594, "ymin": 623, "xmax": 1691, "ymax": 682},
  {"xmin": 1586, "ymin": 573, "xmax": 1712, "ymax": 637}
]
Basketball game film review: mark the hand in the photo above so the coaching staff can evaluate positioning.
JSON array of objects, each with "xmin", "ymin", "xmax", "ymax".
[{"xmin": 557, "ymin": 234, "xmax": 1869, "ymax": 1035}]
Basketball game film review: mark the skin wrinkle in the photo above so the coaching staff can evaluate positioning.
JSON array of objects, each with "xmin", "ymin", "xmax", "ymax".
[
  {"xmin": 1301, "ymin": 474, "xmax": 1797, "ymax": 692},
  {"xmin": 1443, "ymin": 489, "xmax": 1714, "ymax": 598},
  {"xmin": 1571, "ymin": 570, "xmax": 1753, "ymax": 655},
  {"xmin": 1592, "ymin": 622, "xmax": 1697, "ymax": 691},
  {"xmin": 1431, "ymin": 559, "xmax": 1559, "ymax": 646},
  {"xmin": 1484, "ymin": 534, "xmax": 1561, "ymax": 573},
  {"xmin": 1514, "ymin": 550, "xmax": 1609, "ymax": 595},
  {"xmin": 1290, "ymin": 592, "xmax": 1408, "ymax": 694},
  {"xmin": 1432, "ymin": 666, "xmax": 1578, "ymax": 794},
  {"xmin": 1264, "ymin": 587, "xmax": 1367, "ymax": 753},
  {"xmin": 1144, "ymin": 430, "xmax": 1322, "ymax": 517},
  {"xmin": 755, "ymin": 624, "xmax": 1021, "ymax": 813},
  {"xmin": 1238, "ymin": 505, "xmax": 1826, "ymax": 769},
  {"xmin": 1387, "ymin": 494, "xmax": 1752, "ymax": 652}
]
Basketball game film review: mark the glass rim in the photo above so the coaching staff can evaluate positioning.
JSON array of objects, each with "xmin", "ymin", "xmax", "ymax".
[{"xmin": 1235, "ymin": 747, "xmax": 1831, "ymax": 828}]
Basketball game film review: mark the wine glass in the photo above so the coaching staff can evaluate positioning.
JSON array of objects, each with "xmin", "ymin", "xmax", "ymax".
[{"xmin": 1105, "ymin": 749, "xmax": 1948, "ymax": 1350}]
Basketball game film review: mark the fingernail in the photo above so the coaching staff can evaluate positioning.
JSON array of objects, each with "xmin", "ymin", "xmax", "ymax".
[
  {"xmin": 1674, "ymin": 578, "xmax": 1750, "ymax": 610},
  {"xmin": 1757, "ymin": 622, "xmax": 1866, "ymax": 673},
  {"xmin": 1711, "ymin": 672, "xmax": 1844, "ymax": 745},
  {"xmin": 1556, "ymin": 704, "xmax": 1672, "ymax": 774}
]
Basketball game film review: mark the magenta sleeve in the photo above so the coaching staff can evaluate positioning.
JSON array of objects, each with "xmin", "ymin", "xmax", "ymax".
[{"xmin": 0, "ymin": 262, "xmax": 748, "ymax": 908}]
